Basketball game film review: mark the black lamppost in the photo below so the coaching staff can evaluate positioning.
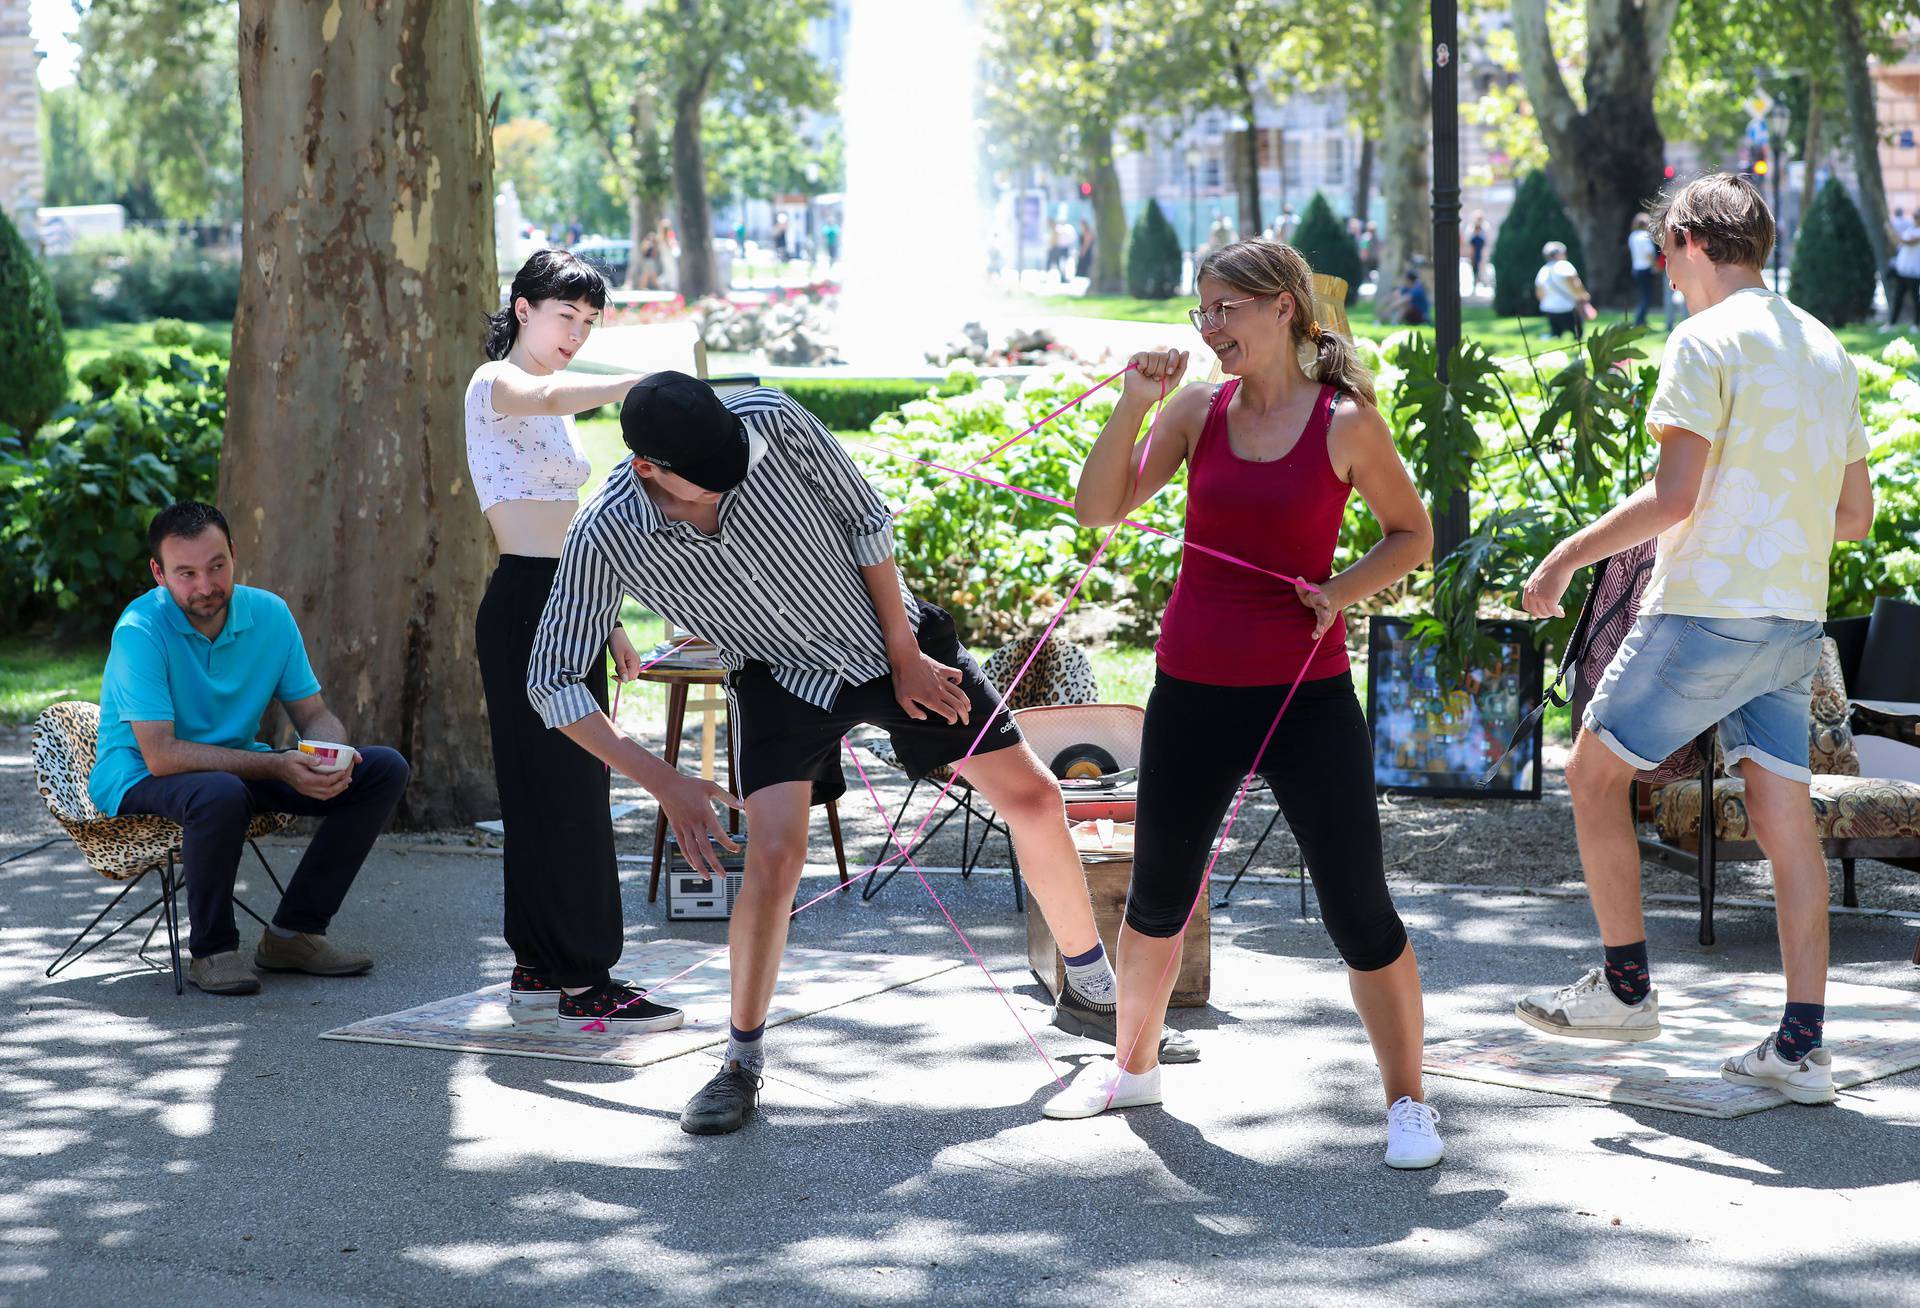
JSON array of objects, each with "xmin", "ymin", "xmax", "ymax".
[
  {"xmin": 1185, "ymin": 145, "xmax": 1203, "ymax": 291},
  {"xmin": 1430, "ymin": 0, "xmax": 1468, "ymax": 559},
  {"xmin": 1767, "ymin": 99, "xmax": 1792, "ymax": 289}
]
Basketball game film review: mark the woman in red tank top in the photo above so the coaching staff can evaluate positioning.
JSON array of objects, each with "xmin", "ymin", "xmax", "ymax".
[{"xmin": 1045, "ymin": 240, "xmax": 1444, "ymax": 1168}]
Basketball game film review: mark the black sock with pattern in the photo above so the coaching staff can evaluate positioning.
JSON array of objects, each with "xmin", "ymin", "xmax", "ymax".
[
  {"xmin": 1603, "ymin": 940, "xmax": 1651, "ymax": 1006},
  {"xmin": 1774, "ymin": 1002, "xmax": 1825, "ymax": 1063}
]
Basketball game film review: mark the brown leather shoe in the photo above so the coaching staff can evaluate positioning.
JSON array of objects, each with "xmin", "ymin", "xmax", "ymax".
[
  {"xmin": 188, "ymin": 950, "xmax": 261, "ymax": 995},
  {"xmin": 254, "ymin": 931, "xmax": 373, "ymax": 976}
]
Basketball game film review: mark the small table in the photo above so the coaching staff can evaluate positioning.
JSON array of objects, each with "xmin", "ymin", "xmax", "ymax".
[{"xmin": 630, "ymin": 664, "xmax": 849, "ymax": 901}]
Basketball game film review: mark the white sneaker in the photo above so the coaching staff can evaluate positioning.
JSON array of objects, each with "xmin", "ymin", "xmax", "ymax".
[
  {"xmin": 1721, "ymin": 1035, "xmax": 1836, "ymax": 1105},
  {"xmin": 1041, "ymin": 1058, "xmax": 1163, "ymax": 1120},
  {"xmin": 1515, "ymin": 967, "xmax": 1661, "ymax": 1042},
  {"xmin": 1384, "ymin": 1096, "xmax": 1445, "ymax": 1170}
]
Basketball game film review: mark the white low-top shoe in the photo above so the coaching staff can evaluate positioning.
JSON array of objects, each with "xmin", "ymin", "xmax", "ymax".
[
  {"xmin": 1385, "ymin": 1096, "xmax": 1445, "ymax": 1170},
  {"xmin": 1041, "ymin": 1058, "xmax": 1163, "ymax": 1120},
  {"xmin": 1515, "ymin": 966, "xmax": 1661, "ymax": 1042},
  {"xmin": 1721, "ymin": 1035, "xmax": 1836, "ymax": 1105}
]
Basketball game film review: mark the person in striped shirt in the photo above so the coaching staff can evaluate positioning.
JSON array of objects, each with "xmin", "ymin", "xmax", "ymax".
[{"xmin": 528, "ymin": 372, "xmax": 1193, "ymax": 1135}]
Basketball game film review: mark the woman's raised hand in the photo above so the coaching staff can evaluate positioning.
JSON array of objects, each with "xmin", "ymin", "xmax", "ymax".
[{"xmin": 1122, "ymin": 349, "xmax": 1188, "ymax": 403}]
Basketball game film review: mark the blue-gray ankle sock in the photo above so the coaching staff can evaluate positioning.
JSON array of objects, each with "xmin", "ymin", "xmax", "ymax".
[
  {"xmin": 1775, "ymin": 1002, "xmax": 1824, "ymax": 1063},
  {"xmin": 1602, "ymin": 941, "xmax": 1650, "ymax": 1006},
  {"xmin": 1062, "ymin": 941, "xmax": 1117, "ymax": 1005},
  {"xmin": 727, "ymin": 1022, "xmax": 765, "ymax": 1075},
  {"xmin": 267, "ymin": 924, "xmax": 298, "ymax": 939}
]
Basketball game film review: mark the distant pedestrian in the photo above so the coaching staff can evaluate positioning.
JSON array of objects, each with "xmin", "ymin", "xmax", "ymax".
[
  {"xmin": 1628, "ymin": 214, "xmax": 1660, "ymax": 326},
  {"xmin": 1207, "ymin": 213, "xmax": 1237, "ymax": 253},
  {"xmin": 1534, "ymin": 240, "xmax": 1592, "ymax": 339},
  {"xmin": 1360, "ymin": 221, "xmax": 1379, "ymax": 280},
  {"xmin": 824, "ymin": 221, "xmax": 840, "ymax": 265},
  {"xmin": 1888, "ymin": 207, "xmax": 1920, "ymax": 326},
  {"xmin": 1076, "ymin": 218, "xmax": 1096, "ymax": 280},
  {"xmin": 1399, "ymin": 268, "xmax": 1430, "ymax": 325},
  {"xmin": 1467, "ymin": 211, "xmax": 1489, "ymax": 291},
  {"xmin": 1048, "ymin": 213, "xmax": 1077, "ymax": 280}
]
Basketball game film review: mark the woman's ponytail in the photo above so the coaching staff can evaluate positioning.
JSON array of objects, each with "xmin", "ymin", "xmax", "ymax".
[
  {"xmin": 1310, "ymin": 325, "xmax": 1376, "ymax": 408},
  {"xmin": 484, "ymin": 305, "xmax": 518, "ymax": 361}
]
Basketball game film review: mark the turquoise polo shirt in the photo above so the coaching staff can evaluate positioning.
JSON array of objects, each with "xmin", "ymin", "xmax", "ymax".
[{"xmin": 89, "ymin": 585, "xmax": 323, "ymax": 816}]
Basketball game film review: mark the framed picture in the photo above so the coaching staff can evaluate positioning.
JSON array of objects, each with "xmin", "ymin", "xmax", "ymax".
[{"xmin": 1364, "ymin": 616, "xmax": 1544, "ymax": 800}]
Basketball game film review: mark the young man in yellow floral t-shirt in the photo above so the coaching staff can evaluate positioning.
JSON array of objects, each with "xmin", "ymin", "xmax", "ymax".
[{"xmin": 1513, "ymin": 173, "xmax": 1877, "ymax": 1104}]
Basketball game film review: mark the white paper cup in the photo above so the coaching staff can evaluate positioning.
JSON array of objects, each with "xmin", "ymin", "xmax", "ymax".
[{"xmin": 297, "ymin": 740, "xmax": 354, "ymax": 773}]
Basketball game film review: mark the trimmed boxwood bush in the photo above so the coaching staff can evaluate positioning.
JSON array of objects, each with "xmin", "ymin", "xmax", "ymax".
[
  {"xmin": 770, "ymin": 377, "xmax": 940, "ymax": 430},
  {"xmin": 1126, "ymin": 199, "xmax": 1183, "ymax": 300},
  {"xmin": 1789, "ymin": 178, "xmax": 1878, "ymax": 327},
  {"xmin": 43, "ymin": 228, "xmax": 241, "ymax": 328},
  {"xmin": 1289, "ymin": 191, "xmax": 1362, "ymax": 304},
  {"xmin": 0, "ymin": 210, "xmax": 69, "ymax": 441},
  {"xmin": 1492, "ymin": 170, "xmax": 1586, "ymax": 318}
]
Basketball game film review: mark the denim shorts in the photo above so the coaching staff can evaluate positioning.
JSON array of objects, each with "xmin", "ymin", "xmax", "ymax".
[{"xmin": 1583, "ymin": 612, "xmax": 1824, "ymax": 783}]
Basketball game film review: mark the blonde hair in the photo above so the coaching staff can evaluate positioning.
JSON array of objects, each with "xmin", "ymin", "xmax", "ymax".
[
  {"xmin": 1194, "ymin": 238, "xmax": 1376, "ymax": 406},
  {"xmin": 1648, "ymin": 172, "xmax": 1774, "ymax": 270}
]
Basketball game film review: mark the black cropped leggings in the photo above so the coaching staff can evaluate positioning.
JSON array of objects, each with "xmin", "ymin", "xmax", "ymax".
[{"xmin": 1127, "ymin": 669, "xmax": 1409, "ymax": 971}]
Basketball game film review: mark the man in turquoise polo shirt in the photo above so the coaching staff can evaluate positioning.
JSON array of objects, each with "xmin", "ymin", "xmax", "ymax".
[{"xmin": 92, "ymin": 502, "xmax": 410, "ymax": 996}]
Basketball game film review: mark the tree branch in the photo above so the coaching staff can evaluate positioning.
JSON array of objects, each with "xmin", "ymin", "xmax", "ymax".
[{"xmin": 1510, "ymin": 0, "xmax": 1581, "ymax": 160}]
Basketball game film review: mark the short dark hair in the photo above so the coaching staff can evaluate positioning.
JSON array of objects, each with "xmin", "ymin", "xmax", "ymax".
[
  {"xmin": 148, "ymin": 501, "xmax": 233, "ymax": 562},
  {"xmin": 1648, "ymin": 173, "xmax": 1774, "ymax": 271},
  {"xmin": 484, "ymin": 249, "xmax": 611, "ymax": 360}
]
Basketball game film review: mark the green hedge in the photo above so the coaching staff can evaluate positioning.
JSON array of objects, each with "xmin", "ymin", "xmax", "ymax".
[
  {"xmin": 0, "ymin": 210, "xmax": 69, "ymax": 440},
  {"xmin": 1126, "ymin": 199, "xmax": 1183, "ymax": 300},
  {"xmin": 1492, "ymin": 170, "xmax": 1586, "ymax": 318},
  {"xmin": 770, "ymin": 377, "xmax": 941, "ymax": 431},
  {"xmin": 1290, "ymin": 191, "xmax": 1362, "ymax": 304},
  {"xmin": 1790, "ymin": 178, "xmax": 1878, "ymax": 328},
  {"xmin": 44, "ymin": 228, "xmax": 241, "ymax": 328}
]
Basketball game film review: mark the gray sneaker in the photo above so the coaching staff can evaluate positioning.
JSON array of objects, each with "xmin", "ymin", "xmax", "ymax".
[
  {"xmin": 1052, "ymin": 982, "xmax": 1201, "ymax": 1064},
  {"xmin": 254, "ymin": 931, "xmax": 373, "ymax": 976},
  {"xmin": 188, "ymin": 950, "xmax": 261, "ymax": 996}
]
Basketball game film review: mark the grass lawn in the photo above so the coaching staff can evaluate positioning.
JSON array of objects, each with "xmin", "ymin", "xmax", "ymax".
[{"xmin": 0, "ymin": 636, "xmax": 107, "ymax": 726}]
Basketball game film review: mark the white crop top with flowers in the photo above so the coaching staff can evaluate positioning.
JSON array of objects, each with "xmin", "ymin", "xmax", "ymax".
[{"xmin": 464, "ymin": 360, "xmax": 593, "ymax": 512}]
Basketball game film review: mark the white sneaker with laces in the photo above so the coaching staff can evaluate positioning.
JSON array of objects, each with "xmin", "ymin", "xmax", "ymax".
[
  {"xmin": 1721, "ymin": 1035, "xmax": 1835, "ymax": 1105},
  {"xmin": 1041, "ymin": 1058, "xmax": 1163, "ymax": 1120},
  {"xmin": 1385, "ymin": 1096, "xmax": 1445, "ymax": 1170},
  {"xmin": 1514, "ymin": 966, "xmax": 1661, "ymax": 1042}
]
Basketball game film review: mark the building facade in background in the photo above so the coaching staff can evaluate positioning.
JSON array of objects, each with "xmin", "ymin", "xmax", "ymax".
[{"xmin": 0, "ymin": 0, "xmax": 43, "ymax": 230}]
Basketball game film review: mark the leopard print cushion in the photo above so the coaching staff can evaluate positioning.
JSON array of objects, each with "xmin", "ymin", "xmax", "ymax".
[
  {"xmin": 862, "ymin": 638, "xmax": 1101, "ymax": 781},
  {"xmin": 1653, "ymin": 774, "xmax": 1920, "ymax": 842},
  {"xmin": 33, "ymin": 700, "xmax": 293, "ymax": 881}
]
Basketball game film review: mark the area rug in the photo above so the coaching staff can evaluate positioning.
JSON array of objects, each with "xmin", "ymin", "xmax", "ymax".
[
  {"xmin": 321, "ymin": 939, "xmax": 964, "ymax": 1069},
  {"xmin": 1423, "ymin": 974, "xmax": 1920, "ymax": 1118}
]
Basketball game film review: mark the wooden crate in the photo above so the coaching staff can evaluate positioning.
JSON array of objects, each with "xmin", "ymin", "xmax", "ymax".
[{"xmin": 1025, "ymin": 823, "xmax": 1210, "ymax": 1008}]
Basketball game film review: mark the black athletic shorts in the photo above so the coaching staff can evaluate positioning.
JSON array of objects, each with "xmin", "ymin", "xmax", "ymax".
[{"xmin": 727, "ymin": 600, "xmax": 1025, "ymax": 806}]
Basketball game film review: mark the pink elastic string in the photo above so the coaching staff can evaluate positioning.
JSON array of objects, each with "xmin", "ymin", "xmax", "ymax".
[
  {"xmin": 843, "ymin": 740, "xmax": 1066, "ymax": 1089},
  {"xmin": 604, "ymin": 635, "xmax": 698, "ymax": 775},
  {"xmin": 605, "ymin": 383, "xmax": 1174, "ymax": 1026},
  {"xmin": 943, "ymin": 363, "xmax": 1133, "ymax": 484}
]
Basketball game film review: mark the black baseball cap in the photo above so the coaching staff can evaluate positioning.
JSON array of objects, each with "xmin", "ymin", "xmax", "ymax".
[{"xmin": 620, "ymin": 371, "xmax": 749, "ymax": 492}]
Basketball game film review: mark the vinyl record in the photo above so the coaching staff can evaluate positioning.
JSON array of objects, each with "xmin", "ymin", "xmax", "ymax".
[{"xmin": 1050, "ymin": 743, "xmax": 1119, "ymax": 781}]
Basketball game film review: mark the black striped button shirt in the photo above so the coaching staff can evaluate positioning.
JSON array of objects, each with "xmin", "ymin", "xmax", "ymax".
[{"xmin": 527, "ymin": 388, "xmax": 921, "ymax": 729}]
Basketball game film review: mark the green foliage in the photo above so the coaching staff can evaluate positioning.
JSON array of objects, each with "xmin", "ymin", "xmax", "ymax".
[
  {"xmin": 1289, "ymin": 192, "xmax": 1362, "ymax": 304},
  {"xmin": 1528, "ymin": 321, "xmax": 1657, "ymax": 496},
  {"xmin": 0, "ymin": 210, "xmax": 69, "ymax": 442},
  {"xmin": 1125, "ymin": 200, "xmax": 1183, "ymax": 300},
  {"xmin": 1491, "ymin": 171, "xmax": 1586, "ymax": 318},
  {"xmin": 1789, "ymin": 178, "xmax": 1878, "ymax": 328},
  {"xmin": 772, "ymin": 377, "xmax": 949, "ymax": 432},
  {"xmin": 0, "ymin": 323, "xmax": 227, "ymax": 632},
  {"xmin": 867, "ymin": 368, "xmax": 1185, "ymax": 647},
  {"xmin": 1388, "ymin": 333, "xmax": 1501, "ymax": 508},
  {"xmin": 44, "ymin": 230, "xmax": 241, "ymax": 328}
]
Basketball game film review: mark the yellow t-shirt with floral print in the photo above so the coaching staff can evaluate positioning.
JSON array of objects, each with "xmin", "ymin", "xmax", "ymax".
[{"xmin": 1640, "ymin": 287, "xmax": 1869, "ymax": 621}]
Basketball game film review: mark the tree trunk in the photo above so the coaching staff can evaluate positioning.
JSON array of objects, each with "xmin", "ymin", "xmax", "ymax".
[
  {"xmin": 671, "ymin": 82, "xmax": 716, "ymax": 298},
  {"xmin": 1084, "ymin": 118, "xmax": 1127, "ymax": 295},
  {"xmin": 1511, "ymin": 0, "xmax": 1678, "ymax": 306},
  {"xmin": 227, "ymin": 0, "xmax": 496, "ymax": 827},
  {"xmin": 1375, "ymin": 0, "xmax": 1429, "ymax": 322},
  {"xmin": 626, "ymin": 87, "xmax": 664, "ymax": 289},
  {"xmin": 1234, "ymin": 56, "xmax": 1262, "ymax": 236},
  {"xmin": 1353, "ymin": 134, "xmax": 1375, "ymax": 222},
  {"xmin": 1833, "ymin": 0, "xmax": 1891, "ymax": 268}
]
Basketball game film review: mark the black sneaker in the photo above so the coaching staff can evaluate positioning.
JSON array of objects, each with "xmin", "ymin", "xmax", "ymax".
[
  {"xmin": 508, "ymin": 964, "xmax": 562, "ymax": 1026},
  {"xmin": 680, "ymin": 1061, "xmax": 762, "ymax": 1135},
  {"xmin": 1052, "ymin": 982, "xmax": 1201, "ymax": 1064},
  {"xmin": 556, "ymin": 980, "xmax": 684, "ymax": 1036}
]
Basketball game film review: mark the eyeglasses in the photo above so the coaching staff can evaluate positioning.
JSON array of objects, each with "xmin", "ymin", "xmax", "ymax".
[{"xmin": 1187, "ymin": 295, "xmax": 1272, "ymax": 332}]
